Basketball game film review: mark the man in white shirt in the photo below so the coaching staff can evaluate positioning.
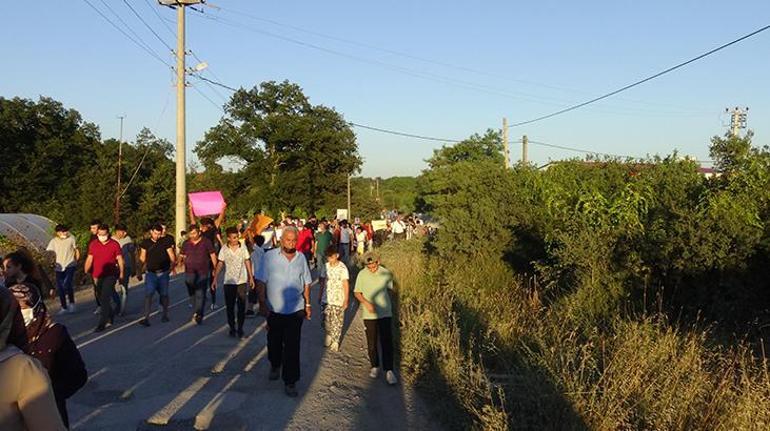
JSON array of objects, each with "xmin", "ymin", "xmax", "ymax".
[
  {"xmin": 46, "ymin": 224, "xmax": 80, "ymax": 314},
  {"xmin": 391, "ymin": 216, "xmax": 406, "ymax": 241}
]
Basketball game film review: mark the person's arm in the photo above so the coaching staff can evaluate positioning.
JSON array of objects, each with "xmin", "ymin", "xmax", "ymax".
[
  {"xmin": 116, "ymin": 254, "xmax": 125, "ymax": 281},
  {"xmin": 139, "ymin": 248, "xmax": 147, "ymax": 265},
  {"xmin": 209, "ymin": 252, "xmax": 217, "ymax": 270},
  {"xmin": 303, "ymin": 283, "xmax": 312, "ymax": 320},
  {"xmin": 84, "ymin": 254, "xmax": 93, "ymax": 276},
  {"xmin": 317, "ymin": 275, "xmax": 326, "ymax": 305},
  {"xmin": 211, "ymin": 260, "xmax": 223, "ymax": 289},
  {"xmin": 215, "ymin": 203, "xmax": 227, "ymax": 228},
  {"xmin": 178, "ymin": 248, "xmax": 186, "ymax": 268},
  {"xmin": 354, "ymin": 291, "xmax": 375, "ymax": 314},
  {"xmin": 245, "ymin": 257, "xmax": 255, "ymax": 289},
  {"xmin": 166, "ymin": 247, "xmax": 176, "ymax": 274},
  {"xmin": 342, "ymin": 279, "xmax": 350, "ymax": 309},
  {"xmin": 188, "ymin": 201, "xmax": 197, "ymax": 225}
]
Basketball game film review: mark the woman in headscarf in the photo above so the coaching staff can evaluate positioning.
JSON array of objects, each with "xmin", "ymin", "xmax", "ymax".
[
  {"xmin": 0, "ymin": 285, "xmax": 66, "ymax": 430},
  {"xmin": 5, "ymin": 251, "xmax": 87, "ymax": 430}
]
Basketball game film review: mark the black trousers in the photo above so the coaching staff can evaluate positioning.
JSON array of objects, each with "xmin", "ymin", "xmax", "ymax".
[
  {"xmin": 96, "ymin": 276, "xmax": 116, "ymax": 327},
  {"xmin": 224, "ymin": 284, "xmax": 247, "ymax": 331},
  {"xmin": 267, "ymin": 311, "xmax": 305, "ymax": 384},
  {"xmin": 364, "ymin": 317, "xmax": 394, "ymax": 371}
]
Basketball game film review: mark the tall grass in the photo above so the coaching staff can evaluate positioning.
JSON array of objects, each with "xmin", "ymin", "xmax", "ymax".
[{"xmin": 381, "ymin": 240, "xmax": 770, "ymax": 431}]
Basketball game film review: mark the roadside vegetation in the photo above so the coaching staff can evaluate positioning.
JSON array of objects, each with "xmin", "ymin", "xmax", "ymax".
[{"xmin": 382, "ymin": 130, "xmax": 770, "ymax": 430}]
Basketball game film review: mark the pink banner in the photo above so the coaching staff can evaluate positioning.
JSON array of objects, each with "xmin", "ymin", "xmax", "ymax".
[{"xmin": 188, "ymin": 191, "xmax": 225, "ymax": 217}]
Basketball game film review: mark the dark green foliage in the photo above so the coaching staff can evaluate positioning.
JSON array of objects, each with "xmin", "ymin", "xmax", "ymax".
[{"xmin": 194, "ymin": 80, "xmax": 361, "ymax": 218}]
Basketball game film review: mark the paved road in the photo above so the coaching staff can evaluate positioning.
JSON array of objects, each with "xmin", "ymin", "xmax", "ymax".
[{"xmin": 51, "ymin": 272, "xmax": 438, "ymax": 430}]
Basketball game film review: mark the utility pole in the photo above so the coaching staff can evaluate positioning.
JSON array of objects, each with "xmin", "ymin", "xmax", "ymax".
[
  {"xmin": 502, "ymin": 117, "xmax": 509, "ymax": 169},
  {"xmin": 347, "ymin": 174, "xmax": 352, "ymax": 221},
  {"xmin": 114, "ymin": 115, "xmax": 126, "ymax": 225},
  {"xmin": 522, "ymin": 134, "xmax": 529, "ymax": 165},
  {"xmin": 160, "ymin": 1, "xmax": 201, "ymax": 240},
  {"xmin": 726, "ymin": 106, "xmax": 749, "ymax": 137}
]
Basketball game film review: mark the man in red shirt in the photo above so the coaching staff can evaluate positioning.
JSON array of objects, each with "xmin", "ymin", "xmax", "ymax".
[
  {"xmin": 297, "ymin": 223, "xmax": 315, "ymax": 269},
  {"xmin": 84, "ymin": 224, "xmax": 124, "ymax": 332}
]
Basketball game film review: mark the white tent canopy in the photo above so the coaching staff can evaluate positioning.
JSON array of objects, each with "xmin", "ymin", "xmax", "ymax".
[{"xmin": 0, "ymin": 213, "xmax": 55, "ymax": 253}]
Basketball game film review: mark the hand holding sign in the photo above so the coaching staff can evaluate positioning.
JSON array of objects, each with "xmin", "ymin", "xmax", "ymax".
[{"xmin": 188, "ymin": 191, "xmax": 226, "ymax": 217}]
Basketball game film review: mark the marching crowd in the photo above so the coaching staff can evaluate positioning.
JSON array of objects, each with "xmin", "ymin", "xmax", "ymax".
[{"xmin": 0, "ymin": 203, "xmax": 422, "ymax": 430}]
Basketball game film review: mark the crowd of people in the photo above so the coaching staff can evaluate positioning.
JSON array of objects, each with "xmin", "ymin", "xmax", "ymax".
[{"xmin": 0, "ymin": 205, "xmax": 423, "ymax": 429}]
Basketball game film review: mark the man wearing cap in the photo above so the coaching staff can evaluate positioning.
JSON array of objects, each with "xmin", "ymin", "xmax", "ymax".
[
  {"xmin": 255, "ymin": 226, "xmax": 312, "ymax": 397},
  {"xmin": 354, "ymin": 251, "xmax": 398, "ymax": 385}
]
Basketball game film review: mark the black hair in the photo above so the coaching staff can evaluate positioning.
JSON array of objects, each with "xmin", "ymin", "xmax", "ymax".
[
  {"xmin": 225, "ymin": 226, "xmax": 239, "ymax": 236},
  {"xmin": 3, "ymin": 251, "xmax": 35, "ymax": 275},
  {"xmin": 325, "ymin": 247, "xmax": 340, "ymax": 258},
  {"xmin": 97, "ymin": 223, "xmax": 110, "ymax": 232},
  {"xmin": 200, "ymin": 217, "xmax": 215, "ymax": 227},
  {"xmin": 54, "ymin": 224, "xmax": 69, "ymax": 233},
  {"xmin": 180, "ymin": 231, "xmax": 187, "ymax": 236},
  {"xmin": 304, "ymin": 222, "xmax": 313, "ymax": 229},
  {"xmin": 255, "ymin": 235, "xmax": 265, "ymax": 247},
  {"xmin": 90, "ymin": 219, "xmax": 102, "ymax": 227},
  {"xmin": 114, "ymin": 223, "xmax": 128, "ymax": 232},
  {"xmin": 150, "ymin": 223, "xmax": 163, "ymax": 232},
  {"xmin": 188, "ymin": 224, "xmax": 200, "ymax": 232}
]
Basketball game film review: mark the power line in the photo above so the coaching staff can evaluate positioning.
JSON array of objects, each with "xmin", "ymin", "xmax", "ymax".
[
  {"xmin": 188, "ymin": 10, "xmax": 607, "ymax": 108},
  {"xmin": 509, "ymin": 23, "xmax": 770, "ymax": 128},
  {"xmin": 347, "ymin": 123, "xmax": 462, "ymax": 143},
  {"xmin": 527, "ymin": 139, "xmax": 636, "ymax": 159},
  {"xmin": 195, "ymin": 75, "xmax": 239, "ymax": 92},
  {"xmin": 190, "ymin": 83, "xmax": 223, "ymax": 110},
  {"xmin": 81, "ymin": 0, "xmax": 171, "ymax": 67},
  {"xmin": 215, "ymin": 7, "xmax": 720, "ymax": 115},
  {"xmin": 142, "ymin": 0, "xmax": 176, "ymax": 38},
  {"xmin": 184, "ymin": 75, "xmax": 464, "ymax": 143},
  {"xmin": 122, "ymin": 0, "xmax": 174, "ymax": 53}
]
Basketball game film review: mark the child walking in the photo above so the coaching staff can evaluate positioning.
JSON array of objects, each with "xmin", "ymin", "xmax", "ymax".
[{"xmin": 318, "ymin": 247, "xmax": 349, "ymax": 352}]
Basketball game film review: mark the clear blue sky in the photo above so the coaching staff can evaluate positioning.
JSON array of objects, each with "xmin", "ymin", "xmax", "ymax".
[{"xmin": 2, "ymin": 1, "xmax": 769, "ymax": 177}]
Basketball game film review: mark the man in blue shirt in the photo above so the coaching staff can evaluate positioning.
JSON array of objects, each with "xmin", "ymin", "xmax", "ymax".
[{"xmin": 256, "ymin": 226, "xmax": 312, "ymax": 397}]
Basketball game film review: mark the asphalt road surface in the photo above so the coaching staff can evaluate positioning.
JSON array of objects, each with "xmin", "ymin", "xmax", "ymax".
[{"xmin": 51, "ymin": 271, "xmax": 438, "ymax": 430}]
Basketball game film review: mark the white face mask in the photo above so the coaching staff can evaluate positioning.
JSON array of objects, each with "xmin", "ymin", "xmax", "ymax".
[
  {"xmin": 21, "ymin": 308, "xmax": 35, "ymax": 326},
  {"xmin": 98, "ymin": 235, "xmax": 109, "ymax": 242}
]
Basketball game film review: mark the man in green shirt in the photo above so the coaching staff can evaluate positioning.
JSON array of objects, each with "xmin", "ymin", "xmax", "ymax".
[
  {"xmin": 313, "ymin": 221, "xmax": 334, "ymax": 276},
  {"xmin": 354, "ymin": 251, "xmax": 398, "ymax": 385}
]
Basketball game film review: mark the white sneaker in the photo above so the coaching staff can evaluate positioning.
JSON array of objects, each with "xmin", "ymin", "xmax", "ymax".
[
  {"xmin": 324, "ymin": 335, "xmax": 332, "ymax": 347},
  {"xmin": 68, "ymin": 304, "xmax": 77, "ymax": 313},
  {"xmin": 57, "ymin": 308, "xmax": 69, "ymax": 316},
  {"xmin": 330, "ymin": 342, "xmax": 339, "ymax": 352},
  {"xmin": 369, "ymin": 367, "xmax": 379, "ymax": 378},
  {"xmin": 386, "ymin": 371, "xmax": 398, "ymax": 385},
  {"xmin": 93, "ymin": 307, "xmax": 101, "ymax": 315}
]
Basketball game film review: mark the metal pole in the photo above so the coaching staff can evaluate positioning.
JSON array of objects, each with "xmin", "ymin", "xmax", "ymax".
[
  {"xmin": 347, "ymin": 174, "xmax": 351, "ymax": 221},
  {"xmin": 502, "ymin": 117, "xmax": 509, "ymax": 168},
  {"xmin": 522, "ymin": 134, "xmax": 529, "ymax": 165},
  {"xmin": 115, "ymin": 115, "xmax": 125, "ymax": 225},
  {"xmin": 175, "ymin": 4, "xmax": 187, "ymax": 240}
]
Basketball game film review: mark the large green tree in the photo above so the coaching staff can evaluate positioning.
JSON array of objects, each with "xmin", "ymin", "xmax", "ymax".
[
  {"xmin": 195, "ymin": 80, "xmax": 361, "ymax": 217},
  {"xmin": 0, "ymin": 97, "xmax": 99, "ymax": 216}
]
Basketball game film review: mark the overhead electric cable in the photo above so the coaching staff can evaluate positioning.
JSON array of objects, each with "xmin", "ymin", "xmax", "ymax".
[
  {"xmin": 509, "ymin": 24, "xmax": 770, "ymax": 128},
  {"xmin": 81, "ymin": 0, "xmax": 171, "ymax": 67},
  {"xmin": 122, "ymin": 0, "xmax": 174, "ymax": 53}
]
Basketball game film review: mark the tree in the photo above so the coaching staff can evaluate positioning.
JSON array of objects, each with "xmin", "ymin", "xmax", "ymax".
[
  {"xmin": 0, "ymin": 96, "xmax": 99, "ymax": 216},
  {"xmin": 195, "ymin": 80, "xmax": 361, "ymax": 216},
  {"xmin": 426, "ymin": 129, "xmax": 503, "ymax": 169},
  {"xmin": 709, "ymin": 131, "xmax": 753, "ymax": 174}
]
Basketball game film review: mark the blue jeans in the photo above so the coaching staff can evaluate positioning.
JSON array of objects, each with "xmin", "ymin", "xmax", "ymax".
[
  {"xmin": 144, "ymin": 271, "xmax": 170, "ymax": 297},
  {"xmin": 55, "ymin": 266, "xmax": 76, "ymax": 309},
  {"xmin": 339, "ymin": 243, "xmax": 350, "ymax": 265}
]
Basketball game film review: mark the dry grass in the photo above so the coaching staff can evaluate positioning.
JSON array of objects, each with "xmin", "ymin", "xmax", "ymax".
[{"xmin": 380, "ymin": 240, "xmax": 770, "ymax": 431}]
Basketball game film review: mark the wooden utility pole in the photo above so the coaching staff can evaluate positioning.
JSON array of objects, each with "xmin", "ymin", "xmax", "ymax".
[
  {"xmin": 114, "ymin": 115, "xmax": 125, "ymax": 224},
  {"xmin": 502, "ymin": 117, "xmax": 509, "ymax": 168},
  {"xmin": 522, "ymin": 134, "xmax": 529, "ymax": 164}
]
